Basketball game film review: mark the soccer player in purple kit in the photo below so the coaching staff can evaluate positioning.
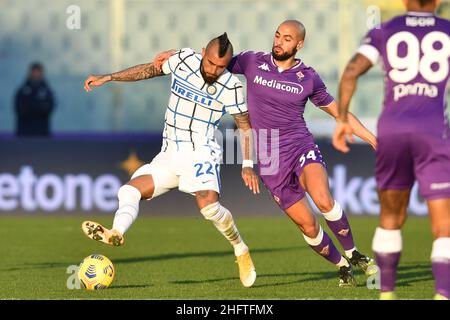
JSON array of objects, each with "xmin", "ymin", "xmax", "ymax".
[
  {"xmin": 334, "ymin": 0, "xmax": 450, "ymax": 299},
  {"xmin": 155, "ymin": 20, "xmax": 378, "ymax": 287},
  {"xmin": 226, "ymin": 20, "xmax": 378, "ymax": 287}
]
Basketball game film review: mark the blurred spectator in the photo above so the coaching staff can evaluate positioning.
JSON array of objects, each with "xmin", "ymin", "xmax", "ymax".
[{"xmin": 14, "ymin": 62, "xmax": 55, "ymax": 137}]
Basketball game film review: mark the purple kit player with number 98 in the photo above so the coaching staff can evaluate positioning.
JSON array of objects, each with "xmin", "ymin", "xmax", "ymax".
[{"xmin": 335, "ymin": 0, "xmax": 450, "ymax": 300}]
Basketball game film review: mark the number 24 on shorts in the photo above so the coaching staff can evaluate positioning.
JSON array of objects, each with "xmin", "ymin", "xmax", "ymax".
[
  {"xmin": 299, "ymin": 150, "xmax": 317, "ymax": 167},
  {"xmin": 194, "ymin": 161, "xmax": 219, "ymax": 177}
]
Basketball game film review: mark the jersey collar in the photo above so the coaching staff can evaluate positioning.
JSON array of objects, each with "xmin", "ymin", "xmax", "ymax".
[
  {"xmin": 407, "ymin": 11, "xmax": 435, "ymax": 16},
  {"xmin": 269, "ymin": 54, "xmax": 303, "ymax": 73}
]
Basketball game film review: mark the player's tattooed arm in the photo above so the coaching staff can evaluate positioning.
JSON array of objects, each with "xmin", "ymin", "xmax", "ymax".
[
  {"xmin": 233, "ymin": 112, "xmax": 260, "ymax": 194},
  {"xmin": 109, "ymin": 62, "xmax": 164, "ymax": 81},
  {"xmin": 84, "ymin": 62, "xmax": 164, "ymax": 91},
  {"xmin": 233, "ymin": 112, "xmax": 252, "ymax": 160},
  {"xmin": 333, "ymin": 53, "xmax": 373, "ymax": 153}
]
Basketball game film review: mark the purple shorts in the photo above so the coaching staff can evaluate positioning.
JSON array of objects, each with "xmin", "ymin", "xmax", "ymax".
[
  {"xmin": 376, "ymin": 133, "xmax": 450, "ymax": 200},
  {"xmin": 260, "ymin": 144, "xmax": 326, "ymax": 210}
]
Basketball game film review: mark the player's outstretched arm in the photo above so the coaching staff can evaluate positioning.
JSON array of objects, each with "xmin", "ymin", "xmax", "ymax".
[
  {"xmin": 83, "ymin": 62, "xmax": 164, "ymax": 92},
  {"xmin": 333, "ymin": 53, "xmax": 373, "ymax": 153},
  {"xmin": 233, "ymin": 112, "xmax": 260, "ymax": 194},
  {"xmin": 321, "ymin": 101, "xmax": 377, "ymax": 151}
]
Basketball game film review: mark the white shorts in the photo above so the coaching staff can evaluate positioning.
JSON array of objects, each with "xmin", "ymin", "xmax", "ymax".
[{"xmin": 131, "ymin": 150, "xmax": 221, "ymax": 198}]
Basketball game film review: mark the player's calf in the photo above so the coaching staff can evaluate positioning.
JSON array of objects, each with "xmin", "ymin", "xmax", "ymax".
[
  {"xmin": 111, "ymin": 184, "xmax": 142, "ymax": 235},
  {"xmin": 200, "ymin": 201, "xmax": 256, "ymax": 287},
  {"xmin": 303, "ymin": 225, "xmax": 356, "ymax": 287},
  {"xmin": 372, "ymin": 227, "xmax": 402, "ymax": 295},
  {"xmin": 427, "ymin": 198, "xmax": 450, "ymax": 299},
  {"xmin": 321, "ymin": 201, "xmax": 357, "ymax": 259},
  {"xmin": 320, "ymin": 201, "xmax": 377, "ymax": 277},
  {"xmin": 431, "ymin": 237, "xmax": 450, "ymax": 300},
  {"xmin": 200, "ymin": 202, "xmax": 246, "ymax": 254}
]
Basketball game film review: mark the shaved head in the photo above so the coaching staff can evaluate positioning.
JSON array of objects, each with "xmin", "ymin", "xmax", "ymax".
[
  {"xmin": 272, "ymin": 20, "xmax": 306, "ymax": 61},
  {"xmin": 278, "ymin": 20, "xmax": 306, "ymax": 41}
]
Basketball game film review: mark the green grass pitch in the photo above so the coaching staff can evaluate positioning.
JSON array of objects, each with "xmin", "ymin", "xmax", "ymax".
[{"xmin": 0, "ymin": 215, "xmax": 435, "ymax": 299}]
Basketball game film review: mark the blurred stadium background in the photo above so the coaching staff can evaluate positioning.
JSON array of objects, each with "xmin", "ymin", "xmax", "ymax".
[
  {"xmin": 1, "ymin": 0, "xmax": 448, "ymax": 134},
  {"xmin": 1, "ymin": 0, "xmax": 448, "ymax": 300}
]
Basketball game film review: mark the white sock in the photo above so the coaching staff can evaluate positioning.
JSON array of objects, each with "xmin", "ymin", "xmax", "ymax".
[
  {"xmin": 302, "ymin": 226, "xmax": 324, "ymax": 246},
  {"xmin": 372, "ymin": 227, "xmax": 402, "ymax": 253},
  {"xmin": 345, "ymin": 247, "xmax": 357, "ymax": 259},
  {"xmin": 200, "ymin": 202, "xmax": 245, "ymax": 254},
  {"xmin": 112, "ymin": 185, "xmax": 141, "ymax": 235},
  {"xmin": 233, "ymin": 242, "xmax": 249, "ymax": 257},
  {"xmin": 337, "ymin": 256, "xmax": 350, "ymax": 268},
  {"xmin": 322, "ymin": 200, "xmax": 343, "ymax": 221},
  {"xmin": 431, "ymin": 237, "xmax": 450, "ymax": 262}
]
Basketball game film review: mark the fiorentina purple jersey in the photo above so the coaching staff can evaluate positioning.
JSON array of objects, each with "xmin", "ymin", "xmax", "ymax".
[
  {"xmin": 358, "ymin": 12, "xmax": 450, "ymax": 138},
  {"xmin": 228, "ymin": 51, "xmax": 334, "ymax": 163}
]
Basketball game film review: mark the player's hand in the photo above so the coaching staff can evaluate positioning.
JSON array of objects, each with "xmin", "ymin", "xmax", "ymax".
[
  {"xmin": 369, "ymin": 136, "xmax": 378, "ymax": 151},
  {"xmin": 153, "ymin": 49, "xmax": 177, "ymax": 71},
  {"xmin": 84, "ymin": 75, "xmax": 111, "ymax": 92},
  {"xmin": 241, "ymin": 167, "xmax": 260, "ymax": 194},
  {"xmin": 332, "ymin": 120, "xmax": 354, "ymax": 153}
]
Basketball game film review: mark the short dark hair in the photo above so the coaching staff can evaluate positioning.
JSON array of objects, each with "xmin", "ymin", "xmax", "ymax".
[{"xmin": 217, "ymin": 32, "xmax": 233, "ymax": 57}]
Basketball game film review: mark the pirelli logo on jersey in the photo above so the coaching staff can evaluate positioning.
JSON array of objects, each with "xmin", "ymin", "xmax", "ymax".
[
  {"xmin": 172, "ymin": 79, "xmax": 215, "ymax": 107},
  {"xmin": 253, "ymin": 75, "xmax": 304, "ymax": 94}
]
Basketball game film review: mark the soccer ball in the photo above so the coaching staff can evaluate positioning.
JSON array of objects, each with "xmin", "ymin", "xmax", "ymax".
[{"xmin": 78, "ymin": 254, "xmax": 115, "ymax": 290}]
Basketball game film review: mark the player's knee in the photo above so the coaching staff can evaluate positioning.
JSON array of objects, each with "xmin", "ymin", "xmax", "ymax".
[
  {"xmin": 397, "ymin": 210, "xmax": 408, "ymax": 227},
  {"xmin": 196, "ymin": 190, "xmax": 215, "ymax": 201},
  {"xmin": 303, "ymin": 225, "xmax": 323, "ymax": 245},
  {"xmin": 380, "ymin": 212, "xmax": 406, "ymax": 229},
  {"xmin": 196, "ymin": 190, "xmax": 219, "ymax": 208},
  {"xmin": 314, "ymin": 195, "xmax": 335, "ymax": 213},
  {"xmin": 431, "ymin": 224, "xmax": 450, "ymax": 238},
  {"xmin": 127, "ymin": 175, "xmax": 155, "ymax": 199},
  {"xmin": 301, "ymin": 223, "xmax": 320, "ymax": 239}
]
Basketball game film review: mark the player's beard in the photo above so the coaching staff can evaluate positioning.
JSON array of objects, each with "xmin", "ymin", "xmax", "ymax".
[
  {"xmin": 271, "ymin": 46, "xmax": 298, "ymax": 61},
  {"xmin": 200, "ymin": 63, "xmax": 217, "ymax": 85}
]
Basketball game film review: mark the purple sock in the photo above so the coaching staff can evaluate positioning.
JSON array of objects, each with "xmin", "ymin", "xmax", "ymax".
[
  {"xmin": 375, "ymin": 252, "xmax": 401, "ymax": 292},
  {"xmin": 325, "ymin": 211, "xmax": 356, "ymax": 251},
  {"xmin": 432, "ymin": 260, "xmax": 450, "ymax": 299},
  {"xmin": 308, "ymin": 231, "xmax": 342, "ymax": 265}
]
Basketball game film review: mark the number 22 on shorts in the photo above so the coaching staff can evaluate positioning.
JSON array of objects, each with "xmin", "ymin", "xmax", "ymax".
[{"xmin": 194, "ymin": 161, "xmax": 218, "ymax": 177}]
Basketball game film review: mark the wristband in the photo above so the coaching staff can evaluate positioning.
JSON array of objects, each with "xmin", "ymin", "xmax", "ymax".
[{"xmin": 242, "ymin": 160, "xmax": 254, "ymax": 168}]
